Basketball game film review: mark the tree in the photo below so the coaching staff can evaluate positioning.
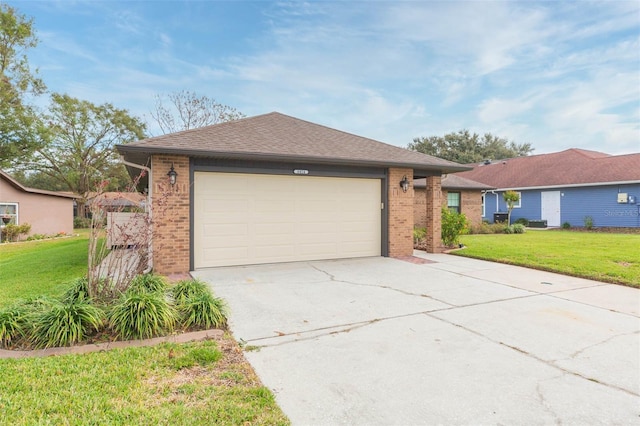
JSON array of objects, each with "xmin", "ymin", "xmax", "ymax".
[
  {"xmin": 408, "ymin": 130, "xmax": 533, "ymax": 164},
  {"xmin": 0, "ymin": 4, "xmax": 46, "ymax": 168},
  {"xmin": 150, "ymin": 90, "xmax": 245, "ymax": 134},
  {"xmin": 28, "ymin": 93, "xmax": 146, "ymax": 217},
  {"xmin": 503, "ymin": 190, "xmax": 520, "ymax": 225}
]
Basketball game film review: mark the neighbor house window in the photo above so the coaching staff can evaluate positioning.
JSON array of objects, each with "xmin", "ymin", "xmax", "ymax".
[
  {"xmin": 447, "ymin": 192, "xmax": 461, "ymax": 214},
  {"xmin": 0, "ymin": 203, "xmax": 18, "ymax": 225},
  {"xmin": 481, "ymin": 194, "xmax": 486, "ymax": 217},
  {"xmin": 513, "ymin": 191, "xmax": 522, "ymax": 208}
]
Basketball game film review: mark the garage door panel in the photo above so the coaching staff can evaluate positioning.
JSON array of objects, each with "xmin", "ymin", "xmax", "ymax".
[
  {"xmin": 195, "ymin": 172, "xmax": 381, "ymax": 268},
  {"xmin": 203, "ymin": 247, "xmax": 248, "ymax": 262},
  {"xmin": 254, "ymin": 222, "xmax": 294, "ymax": 235},
  {"xmin": 203, "ymin": 198, "xmax": 249, "ymax": 212},
  {"xmin": 203, "ymin": 223, "xmax": 247, "ymax": 237},
  {"xmin": 254, "ymin": 199, "xmax": 293, "ymax": 213}
]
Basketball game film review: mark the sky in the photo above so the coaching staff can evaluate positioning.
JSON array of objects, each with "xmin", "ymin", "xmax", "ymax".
[{"xmin": 8, "ymin": 0, "xmax": 640, "ymax": 155}]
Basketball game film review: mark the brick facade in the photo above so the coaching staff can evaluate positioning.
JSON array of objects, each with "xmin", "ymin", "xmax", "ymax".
[
  {"xmin": 424, "ymin": 175, "xmax": 442, "ymax": 253},
  {"xmin": 415, "ymin": 188, "xmax": 484, "ymax": 227},
  {"xmin": 387, "ymin": 168, "xmax": 414, "ymax": 257},
  {"xmin": 151, "ymin": 154, "xmax": 190, "ymax": 275}
]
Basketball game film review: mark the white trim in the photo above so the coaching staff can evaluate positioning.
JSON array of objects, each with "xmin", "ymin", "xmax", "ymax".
[
  {"xmin": 513, "ymin": 191, "xmax": 522, "ymax": 208},
  {"xmin": 0, "ymin": 202, "xmax": 19, "ymax": 225},
  {"xmin": 495, "ymin": 180, "xmax": 640, "ymax": 191}
]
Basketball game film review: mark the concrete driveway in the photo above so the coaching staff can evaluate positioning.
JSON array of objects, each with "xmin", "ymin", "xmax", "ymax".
[{"xmin": 193, "ymin": 253, "xmax": 640, "ymax": 425}]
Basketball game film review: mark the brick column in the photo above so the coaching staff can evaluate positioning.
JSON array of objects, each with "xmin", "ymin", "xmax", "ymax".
[
  {"xmin": 150, "ymin": 154, "xmax": 190, "ymax": 275},
  {"xmin": 424, "ymin": 175, "xmax": 442, "ymax": 253},
  {"xmin": 388, "ymin": 168, "xmax": 414, "ymax": 257}
]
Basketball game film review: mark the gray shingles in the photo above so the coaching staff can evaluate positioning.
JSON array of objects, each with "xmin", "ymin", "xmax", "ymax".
[{"xmin": 117, "ymin": 112, "xmax": 468, "ymax": 172}]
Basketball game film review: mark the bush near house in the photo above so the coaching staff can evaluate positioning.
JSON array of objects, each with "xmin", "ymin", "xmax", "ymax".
[
  {"xmin": 441, "ymin": 208, "xmax": 469, "ymax": 247},
  {"xmin": 1, "ymin": 223, "xmax": 31, "ymax": 242}
]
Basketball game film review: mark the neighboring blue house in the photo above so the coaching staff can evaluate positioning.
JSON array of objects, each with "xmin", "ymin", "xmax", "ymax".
[{"xmin": 455, "ymin": 149, "xmax": 640, "ymax": 228}]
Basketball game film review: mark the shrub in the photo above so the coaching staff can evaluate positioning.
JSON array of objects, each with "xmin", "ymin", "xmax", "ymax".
[
  {"xmin": 469, "ymin": 222, "xmax": 507, "ymax": 234},
  {"xmin": 74, "ymin": 217, "xmax": 92, "ymax": 229},
  {"xmin": 441, "ymin": 208, "xmax": 469, "ymax": 247},
  {"xmin": 127, "ymin": 274, "xmax": 168, "ymax": 294},
  {"xmin": 179, "ymin": 292, "xmax": 228, "ymax": 329},
  {"xmin": 505, "ymin": 224, "xmax": 526, "ymax": 234},
  {"xmin": 1, "ymin": 223, "xmax": 31, "ymax": 242},
  {"xmin": 109, "ymin": 291, "xmax": 177, "ymax": 340},
  {"xmin": 562, "ymin": 222, "xmax": 571, "ymax": 229},
  {"xmin": 514, "ymin": 218, "xmax": 529, "ymax": 226},
  {"xmin": 584, "ymin": 216, "xmax": 594, "ymax": 230},
  {"xmin": 30, "ymin": 300, "xmax": 105, "ymax": 349},
  {"xmin": 413, "ymin": 227, "xmax": 427, "ymax": 244},
  {"xmin": 0, "ymin": 305, "xmax": 29, "ymax": 348}
]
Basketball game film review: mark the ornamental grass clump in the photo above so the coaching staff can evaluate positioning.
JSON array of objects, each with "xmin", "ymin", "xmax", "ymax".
[
  {"xmin": 172, "ymin": 279, "xmax": 228, "ymax": 329},
  {"xmin": 61, "ymin": 277, "xmax": 90, "ymax": 304},
  {"xmin": 109, "ymin": 291, "xmax": 177, "ymax": 340},
  {"xmin": 30, "ymin": 300, "xmax": 105, "ymax": 349},
  {"xmin": 170, "ymin": 279, "xmax": 210, "ymax": 304},
  {"xmin": 127, "ymin": 274, "xmax": 168, "ymax": 295},
  {"xmin": 179, "ymin": 292, "xmax": 228, "ymax": 329},
  {"xmin": 0, "ymin": 305, "xmax": 29, "ymax": 348}
]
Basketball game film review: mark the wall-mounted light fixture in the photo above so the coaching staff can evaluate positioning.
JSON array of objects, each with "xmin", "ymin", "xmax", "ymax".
[
  {"xmin": 167, "ymin": 163, "xmax": 178, "ymax": 186},
  {"xmin": 400, "ymin": 175, "xmax": 409, "ymax": 193}
]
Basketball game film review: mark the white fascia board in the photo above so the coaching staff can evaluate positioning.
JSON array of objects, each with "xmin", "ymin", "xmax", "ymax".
[{"xmin": 492, "ymin": 180, "xmax": 640, "ymax": 192}]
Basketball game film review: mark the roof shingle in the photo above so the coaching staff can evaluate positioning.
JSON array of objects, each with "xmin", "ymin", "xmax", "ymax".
[
  {"xmin": 456, "ymin": 149, "xmax": 640, "ymax": 189},
  {"xmin": 117, "ymin": 112, "xmax": 469, "ymax": 173}
]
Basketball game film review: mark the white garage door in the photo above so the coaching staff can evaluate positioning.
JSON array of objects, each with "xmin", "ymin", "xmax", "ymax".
[{"xmin": 194, "ymin": 172, "xmax": 382, "ymax": 268}]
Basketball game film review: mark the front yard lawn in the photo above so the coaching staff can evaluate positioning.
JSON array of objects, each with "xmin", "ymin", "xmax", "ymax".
[
  {"xmin": 456, "ymin": 230, "xmax": 640, "ymax": 287},
  {"xmin": 0, "ymin": 231, "xmax": 289, "ymax": 425},
  {"xmin": 0, "ymin": 337, "xmax": 289, "ymax": 425},
  {"xmin": 0, "ymin": 230, "xmax": 91, "ymax": 308}
]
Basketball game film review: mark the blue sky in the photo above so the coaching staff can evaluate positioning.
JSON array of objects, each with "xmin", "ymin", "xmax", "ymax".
[{"xmin": 9, "ymin": 0, "xmax": 640, "ymax": 155}]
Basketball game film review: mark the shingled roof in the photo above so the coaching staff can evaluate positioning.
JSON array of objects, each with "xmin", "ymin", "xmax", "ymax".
[
  {"xmin": 414, "ymin": 174, "xmax": 495, "ymax": 190},
  {"xmin": 117, "ymin": 112, "xmax": 469, "ymax": 174},
  {"xmin": 456, "ymin": 149, "xmax": 640, "ymax": 189},
  {"xmin": 0, "ymin": 170, "xmax": 77, "ymax": 199}
]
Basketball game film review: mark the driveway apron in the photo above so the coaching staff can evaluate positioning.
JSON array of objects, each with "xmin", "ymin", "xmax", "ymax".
[{"xmin": 193, "ymin": 254, "xmax": 640, "ymax": 425}]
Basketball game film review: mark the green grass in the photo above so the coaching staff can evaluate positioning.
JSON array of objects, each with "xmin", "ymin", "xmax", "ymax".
[
  {"xmin": 0, "ymin": 230, "xmax": 289, "ymax": 425},
  {"xmin": 0, "ymin": 338, "xmax": 290, "ymax": 425},
  {"xmin": 0, "ymin": 231, "xmax": 91, "ymax": 307},
  {"xmin": 457, "ymin": 230, "xmax": 640, "ymax": 287}
]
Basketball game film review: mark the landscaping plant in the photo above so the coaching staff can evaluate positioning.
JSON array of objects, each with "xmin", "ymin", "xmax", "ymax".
[
  {"xmin": 171, "ymin": 278, "xmax": 210, "ymax": 304},
  {"xmin": 61, "ymin": 277, "xmax": 90, "ymax": 304},
  {"xmin": 179, "ymin": 292, "xmax": 228, "ymax": 329},
  {"xmin": 584, "ymin": 215, "xmax": 594, "ymax": 230},
  {"xmin": 30, "ymin": 299, "xmax": 105, "ymax": 349},
  {"xmin": 109, "ymin": 290, "xmax": 177, "ymax": 340},
  {"xmin": 127, "ymin": 273, "xmax": 168, "ymax": 294},
  {"xmin": 503, "ymin": 190, "xmax": 520, "ymax": 225},
  {"xmin": 0, "ymin": 305, "xmax": 29, "ymax": 347},
  {"xmin": 1, "ymin": 223, "xmax": 31, "ymax": 242},
  {"xmin": 172, "ymin": 279, "xmax": 228, "ymax": 329},
  {"xmin": 413, "ymin": 227, "xmax": 427, "ymax": 244},
  {"xmin": 441, "ymin": 207, "xmax": 469, "ymax": 247}
]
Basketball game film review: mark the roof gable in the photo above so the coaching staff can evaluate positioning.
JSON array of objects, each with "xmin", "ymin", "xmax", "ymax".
[
  {"xmin": 456, "ymin": 149, "xmax": 640, "ymax": 189},
  {"xmin": 0, "ymin": 170, "xmax": 78, "ymax": 199},
  {"xmin": 117, "ymin": 112, "xmax": 469, "ymax": 174}
]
